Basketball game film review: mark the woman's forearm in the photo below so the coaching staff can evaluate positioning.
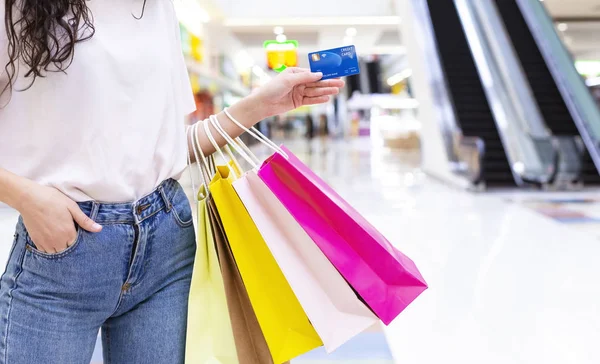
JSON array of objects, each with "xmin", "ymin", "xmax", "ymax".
[
  {"xmin": 0, "ymin": 167, "xmax": 34, "ymax": 211},
  {"xmin": 187, "ymin": 67, "xmax": 343, "ymax": 161},
  {"xmin": 189, "ymin": 93, "xmax": 266, "ymax": 160}
]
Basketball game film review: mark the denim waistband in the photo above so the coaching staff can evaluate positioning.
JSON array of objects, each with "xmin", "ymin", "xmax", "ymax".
[{"xmin": 78, "ymin": 179, "xmax": 179, "ymax": 225}]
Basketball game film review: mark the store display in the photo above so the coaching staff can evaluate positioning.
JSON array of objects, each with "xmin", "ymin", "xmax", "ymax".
[{"xmin": 264, "ymin": 40, "xmax": 299, "ymax": 70}]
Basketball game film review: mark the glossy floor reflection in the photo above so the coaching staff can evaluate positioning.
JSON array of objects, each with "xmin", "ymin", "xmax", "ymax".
[
  {"xmin": 257, "ymin": 138, "xmax": 600, "ymax": 363},
  {"xmin": 1, "ymin": 137, "xmax": 600, "ymax": 363}
]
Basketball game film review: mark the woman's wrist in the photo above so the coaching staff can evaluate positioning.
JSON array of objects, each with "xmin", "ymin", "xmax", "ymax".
[
  {"xmin": 224, "ymin": 93, "xmax": 269, "ymax": 128},
  {"xmin": 0, "ymin": 168, "xmax": 34, "ymax": 212}
]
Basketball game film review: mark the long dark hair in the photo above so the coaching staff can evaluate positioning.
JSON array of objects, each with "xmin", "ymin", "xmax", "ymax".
[{"xmin": 2, "ymin": 0, "xmax": 147, "ymax": 97}]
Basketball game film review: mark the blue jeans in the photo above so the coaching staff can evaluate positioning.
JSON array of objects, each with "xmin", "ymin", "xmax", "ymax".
[{"xmin": 0, "ymin": 179, "xmax": 196, "ymax": 363}]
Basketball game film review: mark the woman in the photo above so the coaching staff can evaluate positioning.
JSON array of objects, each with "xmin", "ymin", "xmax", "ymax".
[{"xmin": 0, "ymin": 1, "xmax": 343, "ymax": 363}]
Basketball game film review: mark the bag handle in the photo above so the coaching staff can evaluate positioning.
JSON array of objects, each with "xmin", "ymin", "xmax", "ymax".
[
  {"xmin": 224, "ymin": 108, "xmax": 289, "ymax": 159},
  {"xmin": 235, "ymin": 138, "xmax": 261, "ymax": 165},
  {"xmin": 192, "ymin": 121, "xmax": 211, "ymax": 180},
  {"xmin": 209, "ymin": 115, "xmax": 261, "ymax": 165},
  {"xmin": 192, "ymin": 121, "xmax": 212, "ymax": 187},
  {"xmin": 203, "ymin": 115, "xmax": 240, "ymax": 178},
  {"xmin": 185, "ymin": 125, "xmax": 199, "ymax": 201},
  {"xmin": 208, "ymin": 115, "xmax": 259, "ymax": 168}
]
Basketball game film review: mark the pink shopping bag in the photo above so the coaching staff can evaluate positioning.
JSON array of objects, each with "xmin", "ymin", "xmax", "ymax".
[{"xmin": 258, "ymin": 146, "xmax": 428, "ymax": 325}]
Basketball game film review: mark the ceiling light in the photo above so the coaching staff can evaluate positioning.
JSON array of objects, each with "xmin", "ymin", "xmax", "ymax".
[
  {"xmin": 557, "ymin": 23, "xmax": 568, "ymax": 31},
  {"xmin": 276, "ymin": 34, "xmax": 287, "ymax": 43},
  {"xmin": 273, "ymin": 26, "xmax": 284, "ymax": 35},
  {"xmin": 346, "ymin": 27, "xmax": 357, "ymax": 37}
]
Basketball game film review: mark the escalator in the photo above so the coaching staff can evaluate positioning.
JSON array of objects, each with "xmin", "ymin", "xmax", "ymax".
[
  {"xmin": 426, "ymin": 0, "xmax": 516, "ymax": 187},
  {"xmin": 493, "ymin": 0, "xmax": 600, "ymax": 184}
]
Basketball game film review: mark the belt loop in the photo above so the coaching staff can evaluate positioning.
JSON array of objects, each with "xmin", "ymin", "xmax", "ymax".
[
  {"xmin": 90, "ymin": 202, "xmax": 100, "ymax": 221},
  {"xmin": 158, "ymin": 185, "xmax": 172, "ymax": 212}
]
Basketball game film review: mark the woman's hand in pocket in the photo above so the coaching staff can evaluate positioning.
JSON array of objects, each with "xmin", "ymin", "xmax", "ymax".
[{"xmin": 18, "ymin": 183, "xmax": 102, "ymax": 254}]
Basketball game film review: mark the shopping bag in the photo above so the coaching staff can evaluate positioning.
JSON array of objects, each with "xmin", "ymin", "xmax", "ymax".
[
  {"xmin": 199, "ymin": 115, "xmax": 322, "ymax": 363},
  {"xmin": 185, "ymin": 186, "xmax": 238, "ymax": 364},
  {"xmin": 233, "ymin": 171, "xmax": 378, "ymax": 352},
  {"xmin": 258, "ymin": 146, "xmax": 428, "ymax": 325},
  {"xmin": 209, "ymin": 166, "xmax": 322, "ymax": 363},
  {"xmin": 206, "ymin": 198, "xmax": 275, "ymax": 364}
]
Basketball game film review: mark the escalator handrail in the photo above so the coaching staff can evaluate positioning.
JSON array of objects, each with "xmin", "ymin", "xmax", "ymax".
[
  {"xmin": 455, "ymin": 0, "xmax": 552, "ymax": 185},
  {"xmin": 471, "ymin": 0, "xmax": 550, "ymax": 140},
  {"xmin": 516, "ymin": 0, "xmax": 600, "ymax": 174},
  {"xmin": 457, "ymin": 136, "xmax": 485, "ymax": 184}
]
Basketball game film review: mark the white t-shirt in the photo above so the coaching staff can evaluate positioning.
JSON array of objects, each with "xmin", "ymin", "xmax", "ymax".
[{"xmin": 0, "ymin": 0, "xmax": 196, "ymax": 202}]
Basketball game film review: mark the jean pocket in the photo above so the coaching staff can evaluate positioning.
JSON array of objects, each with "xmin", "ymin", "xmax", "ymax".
[{"xmin": 25, "ymin": 226, "xmax": 83, "ymax": 259}]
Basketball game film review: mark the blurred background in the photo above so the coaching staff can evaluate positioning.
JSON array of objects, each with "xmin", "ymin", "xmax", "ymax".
[
  {"xmin": 0, "ymin": 0, "xmax": 599, "ymax": 362},
  {"xmin": 172, "ymin": 0, "xmax": 600, "ymax": 362},
  {"xmin": 179, "ymin": 0, "xmax": 600, "ymax": 190}
]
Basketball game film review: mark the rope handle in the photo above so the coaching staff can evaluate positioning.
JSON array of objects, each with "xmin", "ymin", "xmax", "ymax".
[{"xmin": 224, "ymin": 108, "xmax": 289, "ymax": 159}]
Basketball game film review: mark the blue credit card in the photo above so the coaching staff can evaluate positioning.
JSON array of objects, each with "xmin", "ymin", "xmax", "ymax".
[{"xmin": 308, "ymin": 45, "xmax": 360, "ymax": 80}]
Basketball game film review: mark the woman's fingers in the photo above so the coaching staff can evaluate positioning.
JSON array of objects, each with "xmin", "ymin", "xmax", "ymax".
[
  {"xmin": 286, "ymin": 70, "xmax": 323, "ymax": 86},
  {"xmin": 303, "ymin": 95, "xmax": 330, "ymax": 105},
  {"xmin": 305, "ymin": 78, "xmax": 345, "ymax": 88},
  {"xmin": 68, "ymin": 203, "xmax": 102, "ymax": 232},
  {"xmin": 304, "ymin": 87, "xmax": 340, "ymax": 98}
]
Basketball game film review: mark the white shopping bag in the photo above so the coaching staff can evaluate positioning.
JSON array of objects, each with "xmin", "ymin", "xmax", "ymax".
[{"xmin": 233, "ymin": 170, "xmax": 378, "ymax": 352}]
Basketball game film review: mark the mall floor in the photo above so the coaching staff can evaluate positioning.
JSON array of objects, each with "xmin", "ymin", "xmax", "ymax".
[{"xmin": 0, "ymin": 137, "xmax": 599, "ymax": 363}]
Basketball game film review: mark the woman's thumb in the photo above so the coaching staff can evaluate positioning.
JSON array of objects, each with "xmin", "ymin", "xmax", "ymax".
[{"xmin": 69, "ymin": 204, "xmax": 102, "ymax": 232}]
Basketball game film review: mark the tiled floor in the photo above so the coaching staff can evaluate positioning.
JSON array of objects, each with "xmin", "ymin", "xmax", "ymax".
[{"xmin": 1, "ymin": 137, "xmax": 600, "ymax": 363}]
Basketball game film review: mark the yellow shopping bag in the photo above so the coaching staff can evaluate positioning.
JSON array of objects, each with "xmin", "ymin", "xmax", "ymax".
[
  {"xmin": 185, "ymin": 185, "xmax": 238, "ymax": 364},
  {"xmin": 209, "ymin": 166, "xmax": 323, "ymax": 364}
]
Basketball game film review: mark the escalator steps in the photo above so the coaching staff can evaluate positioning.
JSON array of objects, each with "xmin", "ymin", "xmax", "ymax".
[
  {"xmin": 427, "ymin": 0, "xmax": 516, "ymax": 186},
  {"xmin": 493, "ymin": 0, "xmax": 600, "ymax": 184}
]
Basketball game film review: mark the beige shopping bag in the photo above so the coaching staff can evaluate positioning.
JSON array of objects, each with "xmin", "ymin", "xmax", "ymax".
[
  {"xmin": 207, "ymin": 198, "xmax": 277, "ymax": 364},
  {"xmin": 185, "ymin": 186, "xmax": 238, "ymax": 364}
]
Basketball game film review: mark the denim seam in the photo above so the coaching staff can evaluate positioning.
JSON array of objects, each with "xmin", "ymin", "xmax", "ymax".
[
  {"xmin": 103, "ymin": 327, "xmax": 111, "ymax": 364},
  {"xmin": 171, "ymin": 207, "xmax": 194, "ymax": 228},
  {"xmin": 107, "ymin": 227, "xmax": 136, "ymax": 318},
  {"xmin": 0, "ymin": 233, "xmax": 19, "ymax": 293},
  {"xmin": 87, "ymin": 220, "xmax": 134, "ymax": 225},
  {"xmin": 2, "ymin": 240, "xmax": 26, "ymax": 363},
  {"xmin": 108, "ymin": 286, "xmax": 129, "ymax": 319}
]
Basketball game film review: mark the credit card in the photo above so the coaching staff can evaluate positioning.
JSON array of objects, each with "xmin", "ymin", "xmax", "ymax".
[{"xmin": 308, "ymin": 45, "xmax": 360, "ymax": 80}]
